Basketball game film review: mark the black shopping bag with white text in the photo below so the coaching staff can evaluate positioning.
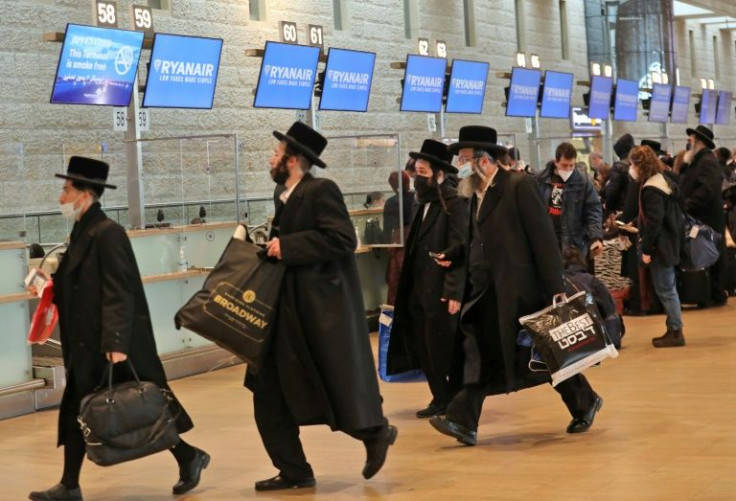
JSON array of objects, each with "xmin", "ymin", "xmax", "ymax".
[{"xmin": 518, "ymin": 291, "xmax": 618, "ymax": 386}]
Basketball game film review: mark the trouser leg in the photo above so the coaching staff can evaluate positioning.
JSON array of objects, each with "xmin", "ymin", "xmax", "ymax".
[
  {"xmin": 444, "ymin": 384, "xmax": 488, "ymax": 432},
  {"xmin": 170, "ymin": 439, "xmax": 196, "ymax": 465},
  {"xmin": 554, "ymin": 374, "xmax": 597, "ymax": 418},
  {"xmin": 60, "ymin": 428, "xmax": 85, "ymax": 489},
  {"xmin": 409, "ymin": 296, "xmax": 451, "ymax": 406},
  {"xmin": 253, "ymin": 352, "xmax": 313, "ymax": 481}
]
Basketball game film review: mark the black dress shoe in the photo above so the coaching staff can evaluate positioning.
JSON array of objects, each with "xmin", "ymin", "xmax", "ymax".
[
  {"xmin": 173, "ymin": 446, "xmax": 210, "ymax": 495},
  {"xmin": 29, "ymin": 483, "xmax": 83, "ymax": 501},
  {"xmin": 566, "ymin": 395, "xmax": 603, "ymax": 434},
  {"xmin": 362, "ymin": 424, "xmax": 398, "ymax": 479},
  {"xmin": 429, "ymin": 416, "xmax": 477, "ymax": 446},
  {"xmin": 254, "ymin": 475, "xmax": 316, "ymax": 491},
  {"xmin": 416, "ymin": 402, "xmax": 446, "ymax": 418}
]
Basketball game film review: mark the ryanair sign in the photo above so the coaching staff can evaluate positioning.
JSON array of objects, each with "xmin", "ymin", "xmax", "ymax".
[{"xmin": 264, "ymin": 64, "xmax": 314, "ymax": 87}]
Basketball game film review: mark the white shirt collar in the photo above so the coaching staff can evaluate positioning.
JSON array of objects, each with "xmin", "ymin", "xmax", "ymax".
[{"xmin": 279, "ymin": 177, "xmax": 303, "ymax": 204}]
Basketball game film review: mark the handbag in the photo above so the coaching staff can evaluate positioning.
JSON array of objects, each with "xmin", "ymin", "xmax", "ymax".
[
  {"xmin": 77, "ymin": 361, "xmax": 180, "ymax": 467},
  {"xmin": 681, "ymin": 214, "xmax": 721, "ymax": 270},
  {"xmin": 175, "ymin": 225, "xmax": 285, "ymax": 368},
  {"xmin": 519, "ymin": 291, "xmax": 618, "ymax": 387},
  {"xmin": 377, "ymin": 305, "xmax": 425, "ymax": 382}
]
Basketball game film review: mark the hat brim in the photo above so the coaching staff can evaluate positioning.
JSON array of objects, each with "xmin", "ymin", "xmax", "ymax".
[
  {"xmin": 55, "ymin": 173, "xmax": 116, "ymax": 190},
  {"xmin": 408, "ymin": 151, "xmax": 458, "ymax": 174},
  {"xmin": 448, "ymin": 141, "xmax": 508, "ymax": 157},
  {"xmin": 686, "ymin": 128, "xmax": 715, "ymax": 150},
  {"xmin": 273, "ymin": 131, "xmax": 327, "ymax": 168}
]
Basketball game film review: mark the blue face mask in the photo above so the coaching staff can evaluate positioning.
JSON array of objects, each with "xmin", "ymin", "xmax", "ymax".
[{"xmin": 457, "ymin": 162, "xmax": 473, "ymax": 179}]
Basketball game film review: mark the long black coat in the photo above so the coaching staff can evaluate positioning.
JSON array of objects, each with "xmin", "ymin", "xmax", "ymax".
[
  {"xmin": 53, "ymin": 204, "xmax": 193, "ymax": 446},
  {"xmin": 387, "ymin": 191, "xmax": 469, "ymax": 374},
  {"xmin": 246, "ymin": 173, "xmax": 385, "ymax": 432},
  {"xmin": 462, "ymin": 169, "xmax": 565, "ymax": 394},
  {"xmin": 680, "ymin": 148, "xmax": 726, "ymax": 233},
  {"xmin": 639, "ymin": 173, "xmax": 682, "ymax": 267}
]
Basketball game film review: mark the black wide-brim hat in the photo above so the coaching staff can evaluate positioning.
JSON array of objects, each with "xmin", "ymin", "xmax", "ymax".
[
  {"xmin": 448, "ymin": 125, "xmax": 507, "ymax": 157},
  {"xmin": 409, "ymin": 139, "xmax": 457, "ymax": 174},
  {"xmin": 686, "ymin": 125, "xmax": 715, "ymax": 150},
  {"xmin": 55, "ymin": 156, "xmax": 116, "ymax": 189},
  {"xmin": 641, "ymin": 139, "xmax": 663, "ymax": 155},
  {"xmin": 273, "ymin": 121, "xmax": 328, "ymax": 168}
]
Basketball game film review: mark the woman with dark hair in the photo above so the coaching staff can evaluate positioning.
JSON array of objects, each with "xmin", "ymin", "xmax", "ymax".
[{"xmin": 629, "ymin": 146, "xmax": 685, "ymax": 347}]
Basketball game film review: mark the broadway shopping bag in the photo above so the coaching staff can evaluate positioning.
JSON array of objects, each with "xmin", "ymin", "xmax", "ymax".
[
  {"xmin": 175, "ymin": 225, "xmax": 285, "ymax": 368},
  {"xmin": 377, "ymin": 305, "xmax": 425, "ymax": 382},
  {"xmin": 78, "ymin": 361, "xmax": 180, "ymax": 467},
  {"xmin": 518, "ymin": 291, "xmax": 618, "ymax": 387}
]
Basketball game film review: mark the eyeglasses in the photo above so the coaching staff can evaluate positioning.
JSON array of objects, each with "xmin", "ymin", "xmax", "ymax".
[{"xmin": 456, "ymin": 154, "xmax": 484, "ymax": 165}]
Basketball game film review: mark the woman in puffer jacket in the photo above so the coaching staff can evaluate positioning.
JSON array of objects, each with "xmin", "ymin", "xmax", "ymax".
[{"xmin": 629, "ymin": 146, "xmax": 685, "ymax": 348}]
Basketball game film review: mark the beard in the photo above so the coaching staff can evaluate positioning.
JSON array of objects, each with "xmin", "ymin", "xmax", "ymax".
[{"xmin": 270, "ymin": 157, "xmax": 289, "ymax": 185}]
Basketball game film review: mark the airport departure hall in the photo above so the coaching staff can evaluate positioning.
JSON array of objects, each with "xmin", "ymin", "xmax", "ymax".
[{"xmin": 1, "ymin": 0, "xmax": 736, "ymax": 499}]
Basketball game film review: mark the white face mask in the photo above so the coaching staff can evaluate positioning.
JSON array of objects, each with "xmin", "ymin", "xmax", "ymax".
[
  {"xmin": 557, "ymin": 169, "xmax": 574, "ymax": 182},
  {"xmin": 457, "ymin": 162, "xmax": 473, "ymax": 179},
  {"xmin": 629, "ymin": 167, "xmax": 639, "ymax": 181},
  {"xmin": 60, "ymin": 196, "xmax": 83, "ymax": 222}
]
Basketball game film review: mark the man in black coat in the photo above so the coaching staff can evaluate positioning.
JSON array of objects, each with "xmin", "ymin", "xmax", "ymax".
[
  {"xmin": 387, "ymin": 139, "xmax": 468, "ymax": 418},
  {"xmin": 681, "ymin": 125, "xmax": 728, "ymax": 306},
  {"xmin": 29, "ymin": 157, "xmax": 208, "ymax": 501},
  {"xmin": 246, "ymin": 122, "xmax": 397, "ymax": 491},
  {"xmin": 428, "ymin": 127, "xmax": 603, "ymax": 446}
]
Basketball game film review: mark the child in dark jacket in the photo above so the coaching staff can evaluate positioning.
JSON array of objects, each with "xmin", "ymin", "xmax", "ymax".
[{"xmin": 562, "ymin": 247, "xmax": 624, "ymax": 349}]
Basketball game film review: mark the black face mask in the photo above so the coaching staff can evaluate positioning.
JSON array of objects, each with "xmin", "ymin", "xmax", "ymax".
[
  {"xmin": 270, "ymin": 156, "xmax": 290, "ymax": 185},
  {"xmin": 414, "ymin": 175, "xmax": 440, "ymax": 203}
]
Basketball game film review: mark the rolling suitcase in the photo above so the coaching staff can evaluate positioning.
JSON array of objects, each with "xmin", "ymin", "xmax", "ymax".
[{"xmin": 677, "ymin": 268, "xmax": 710, "ymax": 307}]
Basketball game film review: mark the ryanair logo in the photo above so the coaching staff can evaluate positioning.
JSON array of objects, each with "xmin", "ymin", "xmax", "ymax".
[
  {"xmin": 328, "ymin": 70, "xmax": 370, "ymax": 85},
  {"xmin": 408, "ymin": 75, "xmax": 443, "ymax": 88},
  {"xmin": 511, "ymin": 84, "xmax": 539, "ymax": 98},
  {"xmin": 453, "ymin": 78, "xmax": 484, "ymax": 91},
  {"xmin": 263, "ymin": 64, "xmax": 314, "ymax": 82},
  {"xmin": 154, "ymin": 59, "xmax": 215, "ymax": 78}
]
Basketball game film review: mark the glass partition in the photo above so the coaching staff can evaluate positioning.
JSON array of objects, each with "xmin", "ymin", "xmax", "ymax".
[{"xmin": 0, "ymin": 143, "xmax": 28, "ymax": 242}]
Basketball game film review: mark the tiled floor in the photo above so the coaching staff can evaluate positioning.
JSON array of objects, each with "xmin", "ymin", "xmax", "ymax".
[{"xmin": 2, "ymin": 302, "xmax": 735, "ymax": 500}]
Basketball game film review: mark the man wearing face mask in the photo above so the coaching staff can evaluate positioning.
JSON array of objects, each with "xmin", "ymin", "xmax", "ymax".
[
  {"xmin": 536, "ymin": 142, "xmax": 603, "ymax": 259},
  {"xmin": 428, "ymin": 127, "xmax": 602, "ymax": 446},
  {"xmin": 244, "ymin": 122, "xmax": 396, "ymax": 491},
  {"xmin": 29, "ymin": 157, "xmax": 209, "ymax": 501},
  {"xmin": 387, "ymin": 139, "xmax": 468, "ymax": 418}
]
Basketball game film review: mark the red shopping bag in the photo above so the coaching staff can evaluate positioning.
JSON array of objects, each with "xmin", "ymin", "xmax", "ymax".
[{"xmin": 28, "ymin": 280, "xmax": 58, "ymax": 344}]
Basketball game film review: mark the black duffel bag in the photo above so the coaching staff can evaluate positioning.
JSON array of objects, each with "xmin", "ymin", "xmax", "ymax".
[
  {"xmin": 175, "ymin": 226, "xmax": 285, "ymax": 368},
  {"xmin": 78, "ymin": 361, "xmax": 180, "ymax": 467}
]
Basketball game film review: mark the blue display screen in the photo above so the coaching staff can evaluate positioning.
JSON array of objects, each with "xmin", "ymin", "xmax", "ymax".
[
  {"xmin": 444, "ymin": 59, "xmax": 489, "ymax": 114},
  {"xmin": 648, "ymin": 83, "xmax": 672, "ymax": 123},
  {"xmin": 700, "ymin": 89, "xmax": 717, "ymax": 125},
  {"xmin": 540, "ymin": 71, "xmax": 573, "ymax": 119},
  {"xmin": 588, "ymin": 76, "xmax": 613, "ymax": 120},
  {"xmin": 400, "ymin": 54, "xmax": 447, "ymax": 113},
  {"xmin": 506, "ymin": 67, "xmax": 541, "ymax": 117},
  {"xmin": 670, "ymin": 86, "xmax": 690, "ymax": 124},
  {"xmin": 716, "ymin": 91, "xmax": 732, "ymax": 125},
  {"xmin": 50, "ymin": 24, "xmax": 144, "ymax": 107},
  {"xmin": 143, "ymin": 33, "xmax": 223, "ymax": 109},
  {"xmin": 253, "ymin": 42, "xmax": 320, "ymax": 110},
  {"xmin": 318, "ymin": 48, "xmax": 376, "ymax": 112},
  {"xmin": 613, "ymin": 79, "xmax": 639, "ymax": 122}
]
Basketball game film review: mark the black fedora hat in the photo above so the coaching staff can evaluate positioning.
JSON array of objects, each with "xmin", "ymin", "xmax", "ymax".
[
  {"xmin": 409, "ymin": 139, "xmax": 457, "ymax": 174},
  {"xmin": 686, "ymin": 125, "xmax": 715, "ymax": 150},
  {"xmin": 273, "ymin": 121, "xmax": 328, "ymax": 168},
  {"xmin": 641, "ymin": 139, "xmax": 663, "ymax": 155},
  {"xmin": 55, "ymin": 156, "xmax": 116, "ymax": 190},
  {"xmin": 448, "ymin": 125, "xmax": 507, "ymax": 157}
]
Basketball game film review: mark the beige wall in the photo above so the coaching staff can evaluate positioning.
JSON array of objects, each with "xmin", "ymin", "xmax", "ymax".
[{"xmin": 0, "ymin": 0, "xmax": 734, "ymax": 225}]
